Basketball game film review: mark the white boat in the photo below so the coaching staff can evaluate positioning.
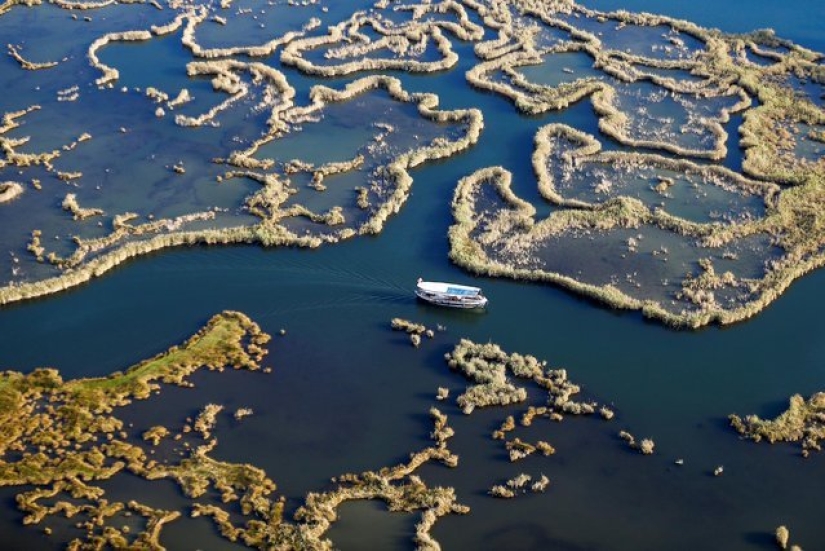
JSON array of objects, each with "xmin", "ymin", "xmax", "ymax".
[{"xmin": 415, "ymin": 279, "xmax": 488, "ymax": 309}]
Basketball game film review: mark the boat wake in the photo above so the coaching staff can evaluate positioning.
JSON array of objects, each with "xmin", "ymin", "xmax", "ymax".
[
  {"xmin": 256, "ymin": 289, "xmax": 410, "ymax": 319},
  {"xmin": 145, "ymin": 251, "xmax": 410, "ymax": 291}
]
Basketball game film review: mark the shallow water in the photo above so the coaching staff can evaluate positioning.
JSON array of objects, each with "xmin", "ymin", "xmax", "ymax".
[
  {"xmin": 610, "ymin": 80, "xmax": 740, "ymax": 153},
  {"xmin": 518, "ymin": 51, "xmax": 602, "ymax": 88},
  {"xmin": 2, "ymin": 1, "xmax": 825, "ymax": 550}
]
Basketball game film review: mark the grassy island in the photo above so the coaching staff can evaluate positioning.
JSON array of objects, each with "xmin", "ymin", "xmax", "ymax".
[
  {"xmin": 0, "ymin": 181, "xmax": 24, "ymax": 204},
  {"xmin": 0, "ymin": 311, "xmax": 273, "ymax": 548},
  {"xmin": 2, "ymin": 0, "xmax": 823, "ymax": 327},
  {"xmin": 444, "ymin": 0, "xmax": 825, "ymax": 328},
  {"xmin": 442, "ymin": 337, "xmax": 618, "ymax": 473},
  {"xmin": 730, "ymin": 392, "xmax": 825, "ymax": 457},
  {"xmin": 445, "ymin": 338, "xmax": 601, "ymax": 419},
  {"xmin": 0, "ymin": 71, "xmax": 481, "ymax": 307},
  {"xmin": 0, "ymin": 311, "xmax": 481, "ymax": 549}
]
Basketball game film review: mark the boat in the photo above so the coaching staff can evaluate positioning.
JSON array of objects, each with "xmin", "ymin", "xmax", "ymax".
[{"xmin": 415, "ymin": 279, "xmax": 488, "ymax": 309}]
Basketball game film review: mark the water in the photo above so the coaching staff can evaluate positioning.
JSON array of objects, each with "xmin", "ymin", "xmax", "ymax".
[{"xmin": 1, "ymin": 1, "xmax": 825, "ymax": 550}]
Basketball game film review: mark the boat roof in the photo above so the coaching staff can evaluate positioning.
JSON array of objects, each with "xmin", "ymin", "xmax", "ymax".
[{"xmin": 417, "ymin": 281, "xmax": 482, "ymax": 295}]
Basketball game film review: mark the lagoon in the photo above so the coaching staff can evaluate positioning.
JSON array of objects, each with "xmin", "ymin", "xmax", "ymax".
[{"xmin": 1, "ymin": 0, "xmax": 824, "ymax": 549}]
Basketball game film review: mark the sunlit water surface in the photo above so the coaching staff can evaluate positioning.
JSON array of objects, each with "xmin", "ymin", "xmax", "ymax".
[{"xmin": 1, "ymin": 1, "xmax": 825, "ymax": 549}]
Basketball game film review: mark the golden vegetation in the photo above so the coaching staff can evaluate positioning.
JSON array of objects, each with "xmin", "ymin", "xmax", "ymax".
[
  {"xmin": 438, "ymin": 335, "xmax": 642, "ymax": 492},
  {"xmin": 227, "ymin": 74, "xmax": 483, "ymax": 237},
  {"xmin": 0, "ymin": 106, "xmax": 63, "ymax": 172},
  {"xmin": 776, "ymin": 525, "xmax": 790, "ymax": 550},
  {"xmin": 142, "ymin": 425, "xmax": 170, "ymax": 446},
  {"xmin": 489, "ymin": 473, "xmax": 549, "ymax": 499},
  {"xmin": 464, "ymin": 0, "xmax": 752, "ymax": 158},
  {"xmin": 0, "ymin": 181, "xmax": 23, "ymax": 204},
  {"xmin": 391, "ymin": 317, "xmax": 436, "ymax": 347},
  {"xmin": 2, "ymin": 0, "xmax": 825, "ymax": 332},
  {"xmin": 281, "ymin": 0, "xmax": 484, "ymax": 77},
  {"xmin": 7, "ymin": 43, "xmax": 59, "ymax": 70},
  {"xmin": 0, "ymin": 311, "xmax": 272, "ymax": 548},
  {"xmin": 195, "ymin": 406, "xmax": 466, "ymax": 550},
  {"xmin": 62, "ymin": 193, "xmax": 105, "ymax": 220},
  {"xmin": 730, "ymin": 392, "xmax": 825, "ymax": 457},
  {"xmin": 0, "ymin": 310, "xmax": 482, "ymax": 549},
  {"xmin": 442, "ymin": 1, "xmax": 825, "ymax": 328},
  {"xmin": 447, "ymin": 125, "xmax": 822, "ymax": 327},
  {"xmin": 0, "ymin": 73, "xmax": 480, "ymax": 307},
  {"xmin": 446, "ymin": 338, "xmax": 601, "ymax": 418}
]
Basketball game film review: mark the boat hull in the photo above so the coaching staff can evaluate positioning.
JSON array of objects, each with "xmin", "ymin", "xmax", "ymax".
[{"xmin": 415, "ymin": 289, "xmax": 488, "ymax": 309}]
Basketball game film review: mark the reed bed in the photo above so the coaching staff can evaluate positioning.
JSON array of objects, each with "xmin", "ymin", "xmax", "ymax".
[
  {"xmin": 0, "ymin": 12, "xmax": 488, "ymax": 306},
  {"xmin": 0, "ymin": 181, "xmax": 23, "ymax": 203},
  {"xmin": 730, "ymin": 392, "xmax": 825, "ymax": 457},
  {"xmin": 449, "ymin": 107, "xmax": 825, "ymax": 327},
  {"xmin": 6, "ymin": 44, "xmax": 59, "ymax": 70},
  {"xmin": 62, "ymin": 193, "xmax": 104, "ymax": 220},
  {"xmin": 0, "ymin": 311, "xmax": 273, "ymax": 548},
  {"xmin": 489, "ymin": 472, "xmax": 549, "ymax": 499},
  {"xmin": 462, "ymin": 0, "xmax": 825, "ymax": 174},
  {"xmin": 281, "ymin": 1, "xmax": 483, "ymax": 77},
  {"xmin": 391, "ymin": 317, "xmax": 434, "ymax": 337},
  {"xmin": 1, "ymin": 106, "xmax": 63, "ymax": 173},
  {"xmin": 445, "ymin": 338, "xmax": 601, "ymax": 421},
  {"xmin": 195, "ymin": 404, "xmax": 466, "ymax": 550},
  {"xmin": 229, "ymin": 74, "xmax": 481, "ymax": 238},
  {"xmin": 179, "ymin": 6, "xmax": 306, "ymax": 59}
]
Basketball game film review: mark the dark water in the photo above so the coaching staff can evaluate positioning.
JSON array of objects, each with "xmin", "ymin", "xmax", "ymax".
[{"xmin": 1, "ymin": 1, "xmax": 824, "ymax": 550}]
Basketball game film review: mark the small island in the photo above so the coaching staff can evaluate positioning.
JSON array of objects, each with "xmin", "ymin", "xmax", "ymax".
[{"xmin": 730, "ymin": 392, "xmax": 825, "ymax": 457}]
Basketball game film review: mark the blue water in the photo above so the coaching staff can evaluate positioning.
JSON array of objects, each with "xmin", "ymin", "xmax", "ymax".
[{"xmin": 1, "ymin": 1, "xmax": 825, "ymax": 550}]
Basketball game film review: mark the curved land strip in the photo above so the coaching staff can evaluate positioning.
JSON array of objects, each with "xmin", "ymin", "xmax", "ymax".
[
  {"xmin": 87, "ymin": 5, "xmax": 309, "ymax": 89},
  {"xmin": 149, "ymin": 6, "xmax": 314, "ymax": 61},
  {"xmin": 0, "ymin": 311, "xmax": 272, "ymax": 548},
  {"xmin": 0, "ymin": 106, "xmax": 64, "ymax": 172},
  {"xmin": 175, "ymin": 59, "xmax": 293, "ymax": 128},
  {"xmin": 6, "ymin": 44, "xmax": 59, "ymax": 70},
  {"xmin": 467, "ymin": 2, "xmax": 751, "ymax": 160},
  {"xmin": 281, "ymin": 0, "xmax": 484, "ymax": 77},
  {"xmin": 447, "ymin": 122, "xmax": 819, "ymax": 327},
  {"xmin": 730, "ymin": 393, "xmax": 825, "ymax": 457},
  {"xmin": 0, "ymin": 311, "xmax": 469, "ymax": 549},
  {"xmin": 467, "ymin": 0, "xmax": 824, "ymax": 168},
  {"xmin": 0, "ymin": 181, "xmax": 23, "ymax": 204},
  {"xmin": 448, "ymin": 0, "xmax": 825, "ymax": 328},
  {"xmin": 531, "ymin": 123, "xmax": 778, "ymax": 209},
  {"xmin": 0, "ymin": 75, "xmax": 481, "ymax": 306}
]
